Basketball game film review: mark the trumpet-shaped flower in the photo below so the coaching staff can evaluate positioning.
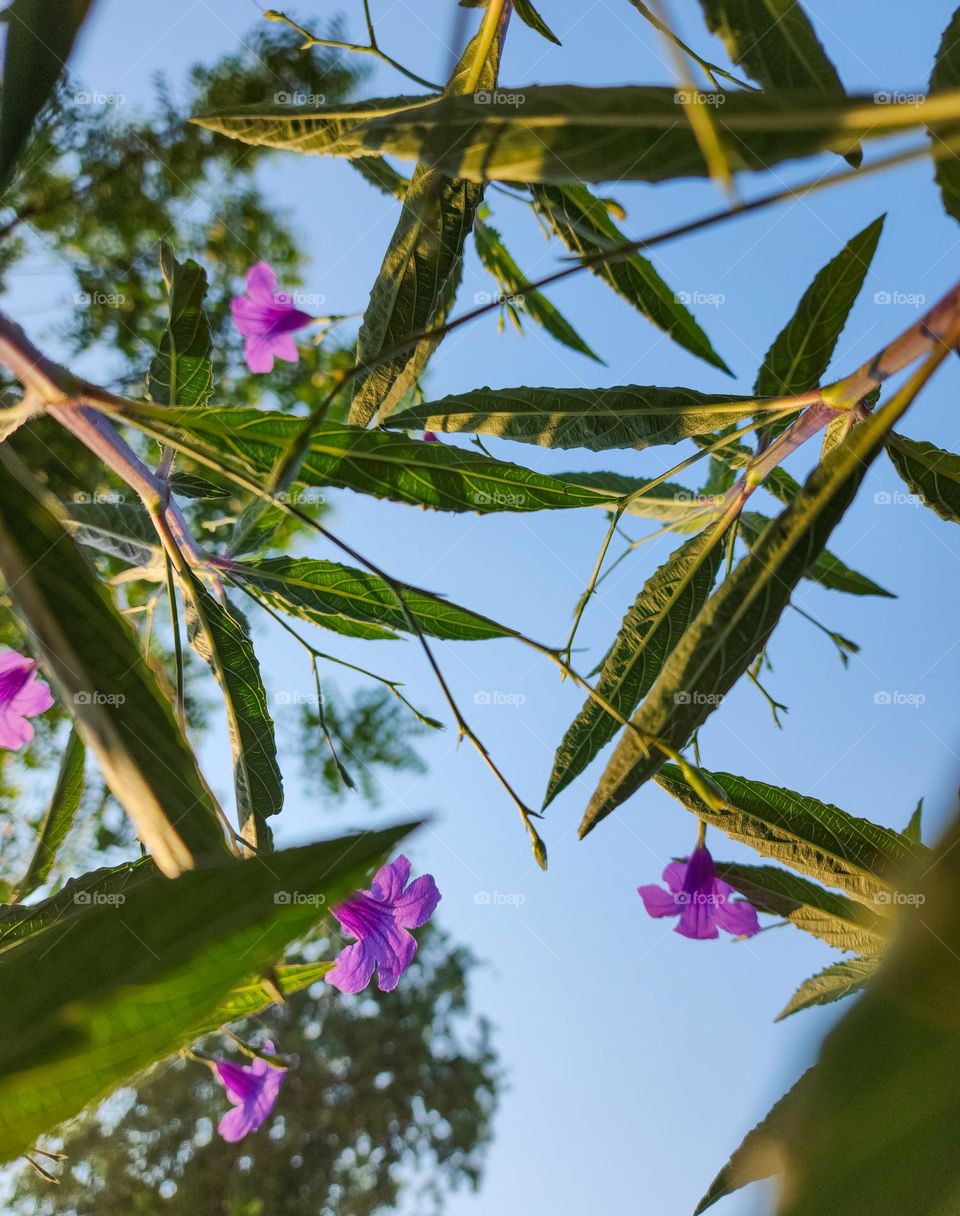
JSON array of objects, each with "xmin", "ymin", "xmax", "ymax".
[
  {"xmin": 215, "ymin": 1043, "xmax": 286, "ymax": 1142},
  {"xmin": 0, "ymin": 650, "xmax": 53, "ymax": 751},
  {"xmin": 638, "ymin": 846, "xmax": 760, "ymax": 940},
  {"xmin": 326, "ymin": 855, "xmax": 441, "ymax": 993},
  {"xmin": 230, "ymin": 261, "xmax": 312, "ymax": 373}
]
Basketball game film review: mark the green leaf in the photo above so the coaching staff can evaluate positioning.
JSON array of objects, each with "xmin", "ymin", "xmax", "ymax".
[
  {"xmin": 0, "ymin": 0, "xmax": 93, "ymax": 189},
  {"xmin": 13, "ymin": 728, "xmax": 85, "ymax": 900},
  {"xmin": 696, "ymin": 0, "xmax": 860, "ymax": 163},
  {"xmin": 182, "ymin": 574, "xmax": 283, "ymax": 850},
  {"xmin": 771, "ymin": 800, "xmax": 960, "ymax": 1216},
  {"xmin": 904, "ymin": 798, "xmax": 924, "ymax": 844},
  {"xmin": 776, "ymin": 956, "xmax": 880, "ymax": 1021},
  {"xmin": 351, "ymin": 154, "xmax": 410, "ymax": 199},
  {"xmin": 394, "ymin": 384, "xmax": 765, "ymax": 451},
  {"xmin": 754, "ymin": 216, "xmax": 884, "ymax": 441},
  {"xmin": 0, "ymin": 861, "xmax": 154, "ymax": 947},
  {"xmin": 0, "ymin": 448, "xmax": 230, "ymax": 877},
  {"xmin": 693, "ymin": 1070, "xmax": 812, "ymax": 1213},
  {"xmin": 531, "ymin": 184, "xmax": 730, "ymax": 372},
  {"xmin": 147, "ymin": 242, "xmax": 213, "ymax": 408},
  {"xmin": 195, "ymin": 960, "xmax": 335, "ymax": 1037},
  {"xmin": 190, "ymin": 94, "xmax": 433, "ymax": 158},
  {"xmin": 930, "ymin": 7, "xmax": 960, "ymax": 224},
  {"xmin": 578, "ymin": 371, "xmax": 924, "ymax": 837},
  {"xmin": 545, "ymin": 528, "xmax": 725, "ymax": 806},
  {"xmin": 473, "ymin": 218, "xmax": 600, "ymax": 361},
  {"xmin": 655, "ymin": 764, "xmax": 928, "ymax": 904},
  {"xmin": 514, "ymin": 0, "xmax": 561, "ymax": 45},
  {"xmin": 886, "ymin": 431, "xmax": 960, "ymax": 524},
  {"xmin": 134, "ymin": 405, "xmax": 622, "ymax": 514},
  {"xmin": 169, "ymin": 471, "xmax": 231, "ymax": 500},
  {"xmin": 557, "ymin": 471, "xmax": 715, "ymax": 528},
  {"xmin": 232, "ymin": 556, "xmax": 516, "ymax": 642},
  {"xmin": 0, "ymin": 824, "xmax": 411, "ymax": 1161},
  {"xmin": 737, "ymin": 511, "xmax": 894, "ymax": 598},
  {"xmin": 61, "ymin": 498, "xmax": 162, "ymax": 568},
  {"xmin": 356, "ymin": 87, "xmax": 960, "ymax": 184},
  {"xmin": 716, "ymin": 862, "xmax": 891, "ymax": 954},
  {"xmin": 349, "ymin": 21, "xmax": 504, "ymax": 426}
]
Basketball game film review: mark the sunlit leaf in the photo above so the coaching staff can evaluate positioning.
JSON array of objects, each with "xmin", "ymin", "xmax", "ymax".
[
  {"xmin": 147, "ymin": 241, "xmax": 213, "ymax": 408},
  {"xmin": 930, "ymin": 7, "xmax": 960, "ymax": 224},
  {"xmin": 0, "ymin": 448, "xmax": 230, "ymax": 877},
  {"xmin": 514, "ymin": 0, "xmax": 561, "ymax": 45},
  {"xmin": 776, "ymin": 955, "xmax": 879, "ymax": 1021},
  {"xmin": 13, "ymin": 728, "xmax": 85, "ymax": 900},
  {"xmin": 886, "ymin": 431, "xmax": 960, "ymax": 524}
]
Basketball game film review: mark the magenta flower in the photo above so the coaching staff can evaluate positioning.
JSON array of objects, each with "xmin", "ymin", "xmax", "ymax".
[
  {"xmin": 423, "ymin": 431, "xmax": 439, "ymax": 443},
  {"xmin": 0, "ymin": 650, "xmax": 53, "ymax": 751},
  {"xmin": 230, "ymin": 261, "xmax": 312, "ymax": 373},
  {"xmin": 215, "ymin": 1042, "xmax": 286, "ymax": 1142},
  {"xmin": 326, "ymin": 854, "xmax": 441, "ymax": 993},
  {"xmin": 638, "ymin": 846, "xmax": 760, "ymax": 940}
]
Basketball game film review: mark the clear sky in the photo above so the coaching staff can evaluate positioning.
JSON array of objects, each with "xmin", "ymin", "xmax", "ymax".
[{"xmin": 12, "ymin": 1, "xmax": 960, "ymax": 1212}]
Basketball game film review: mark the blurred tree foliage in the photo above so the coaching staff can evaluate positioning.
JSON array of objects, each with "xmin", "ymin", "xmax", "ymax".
[{"xmin": 9, "ymin": 931, "xmax": 500, "ymax": 1215}]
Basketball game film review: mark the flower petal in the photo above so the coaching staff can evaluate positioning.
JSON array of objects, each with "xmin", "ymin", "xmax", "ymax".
[
  {"xmin": 393, "ymin": 873, "xmax": 441, "ymax": 929},
  {"xmin": 218, "ymin": 1103, "xmax": 256, "ymax": 1143},
  {"xmin": 246, "ymin": 261, "xmax": 278, "ymax": 303},
  {"xmin": 11, "ymin": 674, "xmax": 53, "ymax": 717},
  {"xmin": 638, "ymin": 883, "xmax": 681, "ymax": 919},
  {"xmin": 662, "ymin": 860, "xmax": 688, "ymax": 894},
  {"xmin": 270, "ymin": 332, "xmax": 300, "ymax": 364},
  {"xmin": 373, "ymin": 928, "xmax": 418, "ymax": 992},
  {"xmin": 215, "ymin": 1059, "xmax": 261, "ymax": 1106},
  {"xmin": 676, "ymin": 890, "xmax": 720, "ymax": 940},
  {"xmin": 243, "ymin": 336, "xmax": 276, "ymax": 374},
  {"xmin": 713, "ymin": 894, "xmax": 761, "ymax": 938},
  {"xmin": 326, "ymin": 939, "xmax": 376, "ymax": 993},
  {"xmin": 0, "ymin": 709, "xmax": 34, "ymax": 750}
]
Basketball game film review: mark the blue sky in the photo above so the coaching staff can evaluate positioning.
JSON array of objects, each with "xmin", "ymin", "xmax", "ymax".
[{"xmin": 11, "ymin": 1, "xmax": 960, "ymax": 1212}]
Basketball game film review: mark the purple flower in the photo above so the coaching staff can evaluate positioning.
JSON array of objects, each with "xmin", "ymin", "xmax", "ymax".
[
  {"xmin": 423, "ymin": 431, "xmax": 439, "ymax": 443},
  {"xmin": 215, "ymin": 1042, "xmax": 286, "ymax": 1142},
  {"xmin": 638, "ymin": 846, "xmax": 760, "ymax": 940},
  {"xmin": 326, "ymin": 854, "xmax": 441, "ymax": 993},
  {"xmin": 230, "ymin": 262, "xmax": 312, "ymax": 373},
  {"xmin": 0, "ymin": 650, "xmax": 53, "ymax": 751}
]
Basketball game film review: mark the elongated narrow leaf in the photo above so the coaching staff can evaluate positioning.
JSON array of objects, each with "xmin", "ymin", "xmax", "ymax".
[
  {"xmin": 656, "ymin": 764, "xmax": 927, "ymax": 904},
  {"xmin": 773, "ymin": 799, "xmax": 960, "ymax": 1216},
  {"xmin": 0, "ymin": 0, "xmax": 93, "ymax": 188},
  {"xmin": 61, "ymin": 498, "xmax": 162, "ymax": 568},
  {"xmin": 696, "ymin": 0, "xmax": 860, "ymax": 163},
  {"xmin": 191, "ymin": 94, "xmax": 433, "ymax": 158},
  {"xmin": 0, "ymin": 860, "xmax": 153, "ymax": 947},
  {"xmin": 349, "ymin": 19, "xmax": 505, "ymax": 426},
  {"xmin": 531, "ymin": 184, "xmax": 730, "ymax": 371},
  {"xmin": 395, "ymin": 384, "xmax": 764, "ymax": 451},
  {"xmin": 473, "ymin": 218, "xmax": 600, "ymax": 361},
  {"xmin": 233, "ymin": 556, "xmax": 515, "ymax": 642},
  {"xmin": 147, "ymin": 242, "xmax": 213, "ymax": 408},
  {"xmin": 357, "ymin": 87, "xmax": 960, "ymax": 184},
  {"xmin": 579, "ymin": 370, "xmax": 926, "ymax": 837},
  {"xmin": 0, "ymin": 824, "xmax": 411, "ymax": 1161},
  {"xmin": 14, "ymin": 729, "xmax": 85, "ymax": 900},
  {"xmin": 886, "ymin": 431, "xmax": 960, "ymax": 523},
  {"xmin": 738, "ymin": 511, "xmax": 894, "ymax": 598},
  {"xmin": 755, "ymin": 216, "xmax": 884, "ymax": 442},
  {"xmin": 195, "ymin": 961, "xmax": 335, "ymax": 1037},
  {"xmin": 514, "ymin": 0, "xmax": 561, "ymax": 44},
  {"xmin": 0, "ymin": 448, "xmax": 230, "ymax": 876},
  {"xmin": 694, "ymin": 1071, "xmax": 812, "ymax": 1214},
  {"xmin": 351, "ymin": 154, "xmax": 410, "ymax": 198},
  {"xmin": 131, "ymin": 404, "xmax": 621, "ymax": 514},
  {"xmin": 183, "ymin": 574, "xmax": 283, "ymax": 850},
  {"xmin": 545, "ymin": 528, "xmax": 724, "ymax": 806},
  {"xmin": 930, "ymin": 8, "xmax": 960, "ymax": 224},
  {"xmin": 904, "ymin": 798, "xmax": 924, "ymax": 844},
  {"xmin": 558, "ymin": 470, "xmax": 716, "ymax": 528},
  {"xmin": 716, "ymin": 862, "xmax": 890, "ymax": 954},
  {"xmin": 776, "ymin": 956, "xmax": 879, "ymax": 1021}
]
